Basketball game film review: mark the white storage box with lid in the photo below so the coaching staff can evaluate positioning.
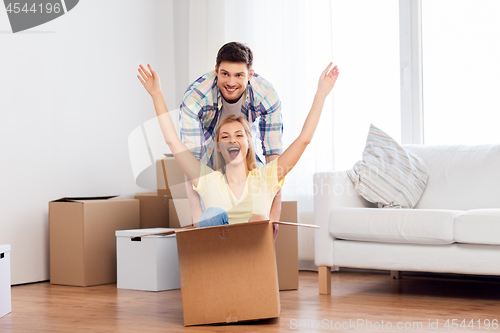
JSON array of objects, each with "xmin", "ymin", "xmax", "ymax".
[
  {"xmin": 115, "ymin": 228, "xmax": 180, "ymax": 291},
  {"xmin": 0, "ymin": 244, "xmax": 11, "ymax": 318}
]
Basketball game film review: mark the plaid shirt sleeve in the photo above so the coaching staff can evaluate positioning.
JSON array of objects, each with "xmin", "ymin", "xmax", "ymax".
[
  {"xmin": 258, "ymin": 85, "xmax": 283, "ymax": 156},
  {"xmin": 179, "ymin": 90, "xmax": 207, "ymax": 164}
]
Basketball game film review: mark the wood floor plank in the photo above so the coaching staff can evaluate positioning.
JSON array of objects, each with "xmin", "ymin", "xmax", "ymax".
[{"xmin": 1, "ymin": 270, "xmax": 500, "ymax": 332}]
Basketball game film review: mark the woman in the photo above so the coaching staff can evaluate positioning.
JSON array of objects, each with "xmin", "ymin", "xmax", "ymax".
[{"xmin": 137, "ymin": 63, "xmax": 339, "ymax": 231}]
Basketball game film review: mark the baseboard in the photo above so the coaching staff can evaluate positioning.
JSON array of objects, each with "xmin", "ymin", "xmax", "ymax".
[
  {"xmin": 300, "ymin": 266, "xmax": 500, "ymax": 282},
  {"xmin": 298, "ymin": 259, "xmax": 317, "ymax": 271},
  {"xmin": 298, "ymin": 260, "xmax": 340, "ymax": 272},
  {"xmin": 298, "ymin": 262, "xmax": 387, "ymax": 274},
  {"xmin": 11, "ymin": 279, "xmax": 50, "ymax": 286}
]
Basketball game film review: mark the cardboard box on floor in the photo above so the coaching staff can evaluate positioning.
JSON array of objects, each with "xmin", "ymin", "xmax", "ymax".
[
  {"xmin": 49, "ymin": 196, "xmax": 140, "ymax": 287},
  {"xmin": 276, "ymin": 201, "xmax": 299, "ymax": 291},
  {"xmin": 156, "ymin": 155, "xmax": 187, "ymax": 198},
  {"xmin": 136, "ymin": 220, "xmax": 318, "ymax": 326},
  {"xmin": 134, "ymin": 193, "xmax": 171, "ymax": 229}
]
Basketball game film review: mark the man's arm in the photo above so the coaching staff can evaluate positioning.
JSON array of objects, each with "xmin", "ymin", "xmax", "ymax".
[{"xmin": 259, "ymin": 100, "xmax": 283, "ymax": 157}]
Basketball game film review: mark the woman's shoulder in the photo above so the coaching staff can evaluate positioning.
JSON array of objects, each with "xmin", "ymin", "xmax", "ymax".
[{"xmin": 249, "ymin": 158, "xmax": 279, "ymax": 178}]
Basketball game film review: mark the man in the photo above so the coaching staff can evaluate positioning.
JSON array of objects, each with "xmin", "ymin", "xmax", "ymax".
[{"xmin": 179, "ymin": 42, "xmax": 283, "ymax": 234}]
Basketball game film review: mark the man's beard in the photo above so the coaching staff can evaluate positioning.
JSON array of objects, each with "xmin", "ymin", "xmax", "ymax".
[
  {"xmin": 222, "ymin": 88, "xmax": 245, "ymax": 104},
  {"xmin": 223, "ymin": 94, "xmax": 243, "ymax": 104}
]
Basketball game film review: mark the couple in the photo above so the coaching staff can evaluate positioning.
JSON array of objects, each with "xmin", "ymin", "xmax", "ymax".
[{"xmin": 137, "ymin": 42, "xmax": 339, "ymax": 238}]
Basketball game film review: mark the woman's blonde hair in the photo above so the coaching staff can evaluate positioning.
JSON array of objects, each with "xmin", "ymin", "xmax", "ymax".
[{"xmin": 214, "ymin": 115, "xmax": 257, "ymax": 173}]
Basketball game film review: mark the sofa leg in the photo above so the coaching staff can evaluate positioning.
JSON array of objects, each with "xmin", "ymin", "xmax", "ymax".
[
  {"xmin": 391, "ymin": 270, "xmax": 402, "ymax": 279},
  {"xmin": 319, "ymin": 266, "xmax": 332, "ymax": 295}
]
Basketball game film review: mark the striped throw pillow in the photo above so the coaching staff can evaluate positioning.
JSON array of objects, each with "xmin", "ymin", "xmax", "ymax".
[{"xmin": 346, "ymin": 124, "xmax": 429, "ymax": 208}]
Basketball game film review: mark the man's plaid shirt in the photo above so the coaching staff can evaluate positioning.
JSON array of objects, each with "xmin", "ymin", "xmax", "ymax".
[{"xmin": 179, "ymin": 70, "xmax": 283, "ymax": 167}]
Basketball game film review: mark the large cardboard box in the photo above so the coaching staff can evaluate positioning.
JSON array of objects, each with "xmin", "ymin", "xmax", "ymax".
[
  {"xmin": 116, "ymin": 228, "xmax": 180, "ymax": 291},
  {"xmin": 138, "ymin": 220, "xmax": 317, "ymax": 326},
  {"xmin": 0, "ymin": 244, "xmax": 11, "ymax": 319},
  {"xmin": 49, "ymin": 196, "xmax": 140, "ymax": 287},
  {"xmin": 156, "ymin": 155, "xmax": 187, "ymax": 198},
  {"xmin": 134, "ymin": 193, "xmax": 171, "ymax": 229},
  {"xmin": 168, "ymin": 198, "xmax": 192, "ymax": 228},
  {"xmin": 276, "ymin": 201, "xmax": 299, "ymax": 291}
]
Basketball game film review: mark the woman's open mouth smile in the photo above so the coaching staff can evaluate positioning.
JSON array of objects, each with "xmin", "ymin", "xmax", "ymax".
[{"xmin": 228, "ymin": 146, "xmax": 240, "ymax": 159}]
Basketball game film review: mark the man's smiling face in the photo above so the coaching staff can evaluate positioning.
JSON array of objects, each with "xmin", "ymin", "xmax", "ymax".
[{"xmin": 216, "ymin": 61, "xmax": 254, "ymax": 103}]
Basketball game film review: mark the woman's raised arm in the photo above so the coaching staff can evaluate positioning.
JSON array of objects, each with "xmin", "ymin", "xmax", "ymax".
[
  {"xmin": 277, "ymin": 63, "xmax": 339, "ymax": 181},
  {"xmin": 137, "ymin": 64, "xmax": 202, "ymax": 187}
]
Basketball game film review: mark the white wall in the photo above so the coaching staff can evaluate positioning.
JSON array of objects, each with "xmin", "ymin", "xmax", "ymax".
[{"xmin": 0, "ymin": 0, "xmax": 176, "ymax": 284}]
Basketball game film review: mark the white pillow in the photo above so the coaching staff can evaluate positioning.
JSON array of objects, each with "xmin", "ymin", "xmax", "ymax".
[{"xmin": 346, "ymin": 124, "xmax": 429, "ymax": 208}]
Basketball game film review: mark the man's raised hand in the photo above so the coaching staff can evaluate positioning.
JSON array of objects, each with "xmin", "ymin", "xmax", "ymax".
[
  {"xmin": 317, "ymin": 62, "xmax": 339, "ymax": 99},
  {"xmin": 137, "ymin": 64, "xmax": 162, "ymax": 97}
]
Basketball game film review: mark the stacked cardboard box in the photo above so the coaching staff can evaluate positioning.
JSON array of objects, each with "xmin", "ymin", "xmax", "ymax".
[
  {"xmin": 156, "ymin": 155, "xmax": 192, "ymax": 228},
  {"xmin": 134, "ymin": 193, "xmax": 170, "ymax": 229},
  {"xmin": 49, "ymin": 196, "xmax": 140, "ymax": 287},
  {"xmin": 276, "ymin": 201, "xmax": 299, "ymax": 291},
  {"xmin": 156, "ymin": 155, "xmax": 187, "ymax": 197}
]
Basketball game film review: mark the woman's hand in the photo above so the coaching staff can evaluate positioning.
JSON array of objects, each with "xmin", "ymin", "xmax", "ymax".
[
  {"xmin": 316, "ymin": 62, "xmax": 339, "ymax": 99},
  {"xmin": 137, "ymin": 64, "xmax": 162, "ymax": 97},
  {"xmin": 273, "ymin": 224, "xmax": 279, "ymax": 241}
]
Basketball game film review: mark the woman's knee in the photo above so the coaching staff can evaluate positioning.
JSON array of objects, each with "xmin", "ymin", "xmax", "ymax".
[{"xmin": 197, "ymin": 207, "xmax": 229, "ymax": 228}]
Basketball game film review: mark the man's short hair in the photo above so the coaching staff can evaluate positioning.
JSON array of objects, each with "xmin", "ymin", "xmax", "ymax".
[{"xmin": 216, "ymin": 42, "xmax": 253, "ymax": 69}]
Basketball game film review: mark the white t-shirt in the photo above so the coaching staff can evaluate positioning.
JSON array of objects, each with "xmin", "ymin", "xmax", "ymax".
[{"xmin": 220, "ymin": 92, "xmax": 245, "ymax": 120}]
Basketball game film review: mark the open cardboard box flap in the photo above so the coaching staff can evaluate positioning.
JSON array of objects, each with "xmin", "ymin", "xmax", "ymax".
[
  {"xmin": 51, "ymin": 195, "xmax": 119, "ymax": 203},
  {"xmin": 132, "ymin": 220, "xmax": 318, "ymax": 239}
]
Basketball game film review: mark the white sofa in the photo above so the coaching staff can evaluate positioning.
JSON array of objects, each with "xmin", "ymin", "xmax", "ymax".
[{"xmin": 314, "ymin": 144, "xmax": 500, "ymax": 294}]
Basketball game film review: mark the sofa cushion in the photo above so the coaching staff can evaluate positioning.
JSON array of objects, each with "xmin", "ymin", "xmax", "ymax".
[
  {"xmin": 330, "ymin": 208, "xmax": 462, "ymax": 245},
  {"xmin": 347, "ymin": 124, "xmax": 429, "ymax": 208},
  {"xmin": 404, "ymin": 144, "xmax": 500, "ymax": 210},
  {"xmin": 454, "ymin": 209, "xmax": 500, "ymax": 245}
]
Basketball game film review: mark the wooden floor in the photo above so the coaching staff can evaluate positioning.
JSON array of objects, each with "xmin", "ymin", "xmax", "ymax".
[{"xmin": 2, "ymin": 270, "xmax": 500, "ymax": 332}]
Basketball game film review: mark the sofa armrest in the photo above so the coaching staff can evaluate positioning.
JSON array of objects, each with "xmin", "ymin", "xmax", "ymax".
[{"xmin": 314, "ymin": 171, "xmax": 374, "ymax": 267}]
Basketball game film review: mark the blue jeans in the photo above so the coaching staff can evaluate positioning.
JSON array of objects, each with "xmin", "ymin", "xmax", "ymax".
[{"xmin": 196, "ymin": 207, "xmax": 229, "ymax": 228}]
